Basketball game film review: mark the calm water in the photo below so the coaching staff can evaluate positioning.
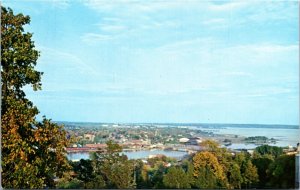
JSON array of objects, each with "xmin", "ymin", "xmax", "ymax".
[
  {"xmin": 211, "ymin": 127, "xmax": 299, "ymax": 147},
  {"xmin": 67, "ymin": 149, "xmax": 188, "ymax": 161}
]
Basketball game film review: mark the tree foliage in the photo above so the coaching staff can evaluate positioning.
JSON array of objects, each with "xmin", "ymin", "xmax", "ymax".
[
  {"xmin": 92, "ymin": 140, "xmax": 136, "ymax": 189},
  {"xmin": 254, "ymin": 145, "xmax": 283, "ymax": 158},
  {"xmin": 267, "ymin": 154, "xmax": 295, "ymax": 189},
  {"xmin": 193, "ymin": 151, "xmax": 226, "ymax": 188},
  {"xmin": 163, "ymin": 166, "xmax": 191, "ymax": 189},
  {"xmin": 228, "ymin": 163, "xmax": 243, "ymax": 189},
  {"xmin": 252, "ymin": 156, "xmax": 274, "ymax": 188},
  {"xmin": 1, "ymin": 6, "xmax": 70, "ymax": 188}
]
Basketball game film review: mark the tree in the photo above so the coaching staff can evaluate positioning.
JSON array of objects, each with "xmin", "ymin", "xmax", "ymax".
[
  {"xmin": 254, "ymin": 145, "xmax": 283, "ymax": 159},
  {"xmin": 228, "ymin": 163, "xmax": 243, "ymax": 189},
  {"xmin": 182, "ymin": 160, "xmax": 195, "ymax": 187},
  {"xmin": 267, "ymin": 154, "xmax": 295, "ymax": 189},
  {"xmin": 200, "ymin": 139, "xmax": 220, "ymax": 152},
  {"xmin": 56, "ymin": 171, "xmax": 83, "ymax": 189},
  {"xmin": 73, "ymin": 159, "xmax": 94, "ymax": 183},
  {"xmin": 252, "ymin": 156, "xmax": 274, "ymax": 188},
  {"xmin": 201, "ymin": 140, "xmax": 232, "ymax": 170},
  {"xmin": 163, "ymin": 166, "xmax": 191, "ymax": 189},
  {"xmin": 150, "ymin": 161, "xmax": 166, "ymax": 188},
  {"xmin": 233, "ymin": 152, "xmax": 259, "ymax": 189},
  {"xmin": 134, "ymin": 159, "xmax": 149, "ymax": 189},
  {"xmin": 241, "ymin": 160, "xmax": 259, "ymax": 188},
  {"xmin": 199, "ymin": 140, "xmax": 232, "ymax": 188},
  {"xmin": 193, "ymin": 151, "xmax": 226, "ymax": 188},
  {"xmin": 92, "ymin": 140, "xmax": 135, "ymax": 189},
  {"xmin": 1, "ymin": 7, "xmax": 70, "ymax": 188}
]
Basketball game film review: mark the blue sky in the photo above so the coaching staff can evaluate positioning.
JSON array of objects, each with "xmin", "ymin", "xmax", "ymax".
[{"xmin": 3, "ymin": 0, "xmax": 299, "ymax": 124}]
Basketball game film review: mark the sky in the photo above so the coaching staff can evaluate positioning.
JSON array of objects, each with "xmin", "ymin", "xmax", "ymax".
[{"xmin": 3, "ymin": 0, "xmax": 299, "ymax": 124}]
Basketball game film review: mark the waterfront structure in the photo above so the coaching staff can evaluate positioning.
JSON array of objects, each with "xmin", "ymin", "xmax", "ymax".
[
  {"xmin": 85, "ymin": 143, "xmax": 107, "ymax": 149},
  {"xmin": 148, "ymin": 154, "xmax": 165, "ymax": 159},
  {"xmin": 180, "ymin": 137, "xmax": 202, "ymax": 145},
  {"xmin": 179, "ymin": 138, "xmax": 189, "ymax": 143},
  {"xmin": 186, "ymin": 137, "xmax": 202, "ymax": 145}
]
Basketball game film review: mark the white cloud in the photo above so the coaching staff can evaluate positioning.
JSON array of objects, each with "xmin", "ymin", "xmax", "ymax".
[
  {"xmin": 38, "ymin": 46, "xmax": 98, "ymax": 75},
  {"xmin": 208, "ymin": 1, "xmax": 250, "ymax": 12},
  {"xmin": 83, "ymin": 0, "xmax": 199, "ymax": 13},
  {"xmin": 155, "ymin": 37, "xmax": 219, "ymax": 54},
  {"xmin": 46, "ymin": 0, "xmax": 70, "ymax": 9},
  {"xmin": 202, "ymin": 18, "xmax": 226, "ymax": 25},
  {"xmin": 98, "ymin": 24, "xmax": 127, "ymax": 32},
  {"xmin": 81, "ymin": 33, "xmax": 116, "ymax": 44},
  {"xmin": 252, "ymin": 44, "xmax": 298, "ymax": 53},
  {"xmin": 223, "ymin": 71, "xmax": 253, "ymax": 77},
  {"xmin": 240, "ymin": 86, "xmax": 296, "ymax": 99}
]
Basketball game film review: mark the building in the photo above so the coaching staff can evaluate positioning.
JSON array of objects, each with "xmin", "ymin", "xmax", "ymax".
[
  {"xmin": 148, "ymin": 154, "xmax": 165, "ymax": 159},
  {"xmin": 180, "ymin": 137, "xmax": 202, "ymax": 145},
  {"xmin": 187, "ymin": 137, "xmax": 202, "ymax": 145},
  {"xmin": 85, "ymin": 143, "xmax": 107, "ymax": 149},
  {"xmin": 84, "ymin": 133, "xmax": 95, "ymax": 141},
  {"xmin": 179, "ymin": 138, "xmax": 189, "ymax": 143}
]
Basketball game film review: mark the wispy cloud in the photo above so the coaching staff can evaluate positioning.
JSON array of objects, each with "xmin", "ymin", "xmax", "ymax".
[
  {"xmin": 239, "ymin": 86, "xmax": 296, "ymax": 99},
  {"xmin": 45, "ymin": 0, "xmax": 71, "ymax": 9},
  {"xmin": 154, "ymin": 37, "xmax": 219, "ymax": 54},
  {"xmin": 17, "ymin": 0, "xmax": 298, "ymax": 124},
  {"xmin": 97, "ymin": 24, "xmax": 127, "ymax": 32},
  {"xmin": 38, "ymin": 46, "xmax": 98, "ymax": 75},
  {"xmin": 83, "ymin": 0, "xmax": 199, "ymax": 13},
  {"xmin": 81, "ymin": 33, "xmax": 116, "ymax": 43},
  {"xmin": 223, "ymin": 71, "xmax": 253, "ymax": 77},
  {"xmin": 202, "ymin": 18, "xmax": 227, "ymax": 25},
  {"xmin": 208, "ymin": 1, "xmax": 250, "ymax": 12}
]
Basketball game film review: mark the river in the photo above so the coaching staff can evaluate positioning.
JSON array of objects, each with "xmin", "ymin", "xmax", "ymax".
[{"xmin": 67, "ymin": 149, "xmax": 188, "ymax": 161}]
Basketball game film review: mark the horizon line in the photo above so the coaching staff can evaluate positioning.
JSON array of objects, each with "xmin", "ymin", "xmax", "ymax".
[{"xmin": 50, "ymin": 120, "xmax": 299, "ymax": 127}]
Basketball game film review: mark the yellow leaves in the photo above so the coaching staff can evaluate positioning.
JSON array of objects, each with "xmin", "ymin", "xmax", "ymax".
[
  {"xmin": 193, "ymin": 151, "xmax": 226, "ymax": 181},
  {"xmin": 20, "ymin": 150, "xmax": 27, "ymax": 161},
  {"xmin": 10, "ymin": 127, "xmax": 17, "ymax": 135},
  {"xmin": 34, "ymin": 132, "xmax": 40, "ymax": 141},
  {"xmin": 200, "ymin": 139, "xmax": 220, "ymax": 150}
]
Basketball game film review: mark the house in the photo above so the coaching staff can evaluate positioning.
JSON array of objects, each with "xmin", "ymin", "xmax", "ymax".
[{"xmin": 84, "ymin": 133, "xmax": 95, "ymax": 141}]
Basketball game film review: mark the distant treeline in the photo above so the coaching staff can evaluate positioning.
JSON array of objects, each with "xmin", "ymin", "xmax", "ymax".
[
  {"xmin": 58, "ymin": 121, "xmax": 299, "ymax": 129},
  {"xmin": 244, "ymin": 136, "xmax": 277, "ymax": 143}
]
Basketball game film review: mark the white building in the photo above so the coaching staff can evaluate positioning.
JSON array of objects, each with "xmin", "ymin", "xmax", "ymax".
[
  {"xmin": 179, "ymin": 138, "xmax": 189, "ymax": 143},
  {"xmin": 179, "ymin": 137, "xmax": 202, "ymax": 145}
]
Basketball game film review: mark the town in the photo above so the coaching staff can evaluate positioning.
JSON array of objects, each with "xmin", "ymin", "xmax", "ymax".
[{"xmin": 63, "ymin": 122, "xmax": 298, "ymax": 160}]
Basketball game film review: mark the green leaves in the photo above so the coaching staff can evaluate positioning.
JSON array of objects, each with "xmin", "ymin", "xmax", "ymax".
[
  {"xmin": 1, "ymin": 6, "xmax": 41, "ymax": 104},
  {"xmin": 267, "ymin": 154, "xmax": 296, "ymax": 188},
  {"xmin": 93, "ymin": 141, "xmax": 136, "ymax": 189},
  {"xmin": 1, "ymin": 6, "xmax": 70, "ymax": 188},
  {"xmin": 163, "ymin": 166, "xmax": 192, "ymax": 189},
  {"xmin": 254, "ymin": 145, "xmax": 284, "ymax": 159}
]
